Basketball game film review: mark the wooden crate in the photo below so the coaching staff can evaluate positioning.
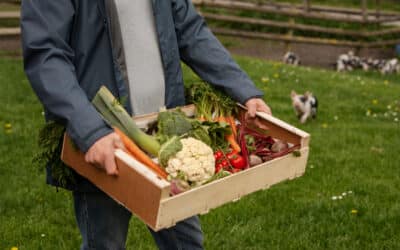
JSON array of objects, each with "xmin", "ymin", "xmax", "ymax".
[{"xmin": 61, "ymin": 105, "xmax": 310, "ymax": 231}]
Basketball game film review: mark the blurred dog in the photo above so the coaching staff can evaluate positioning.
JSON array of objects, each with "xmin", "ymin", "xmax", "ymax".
[
  {"xmin": 380, "ymin": 58, "xmax": 400, "ymax": 75},
  {"xmin": 291, "ymin": 90, "xmax": 318, "ymax": 123},
  {"xmin": 283, "ymin": 51, "xmax": 301, "ymax": 66},
  {"xmin": 336, "ymin": 51, "xmax": 361, "ymax": 72},
  {"xmin": 335, "ymin": 51, "xmax": 399, "ymax": 75}
]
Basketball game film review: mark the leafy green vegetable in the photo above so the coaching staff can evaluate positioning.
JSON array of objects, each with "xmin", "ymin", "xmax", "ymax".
[
  {"xmin": 200, "ymin": 121, "xmax": 231, "ymax": 151},
  {"xmin": 186, "ymin": 81, "xmax": 237, "ymax": 120},
  {"xmin": 156, "ymin": 110, "xmax": 193, "ymax": 144},
  {"xmin": 204, "ymin": 170, "xmax": 231, "ymax": 184},
  {"xmin": 33, "ymin": 121, "xmax": 75, "ymax": 187},
  {"xmin": 155, "ymin": 109, "xmax": 230, "ymax": 150},
  {"xmin": 158, "ymin": 136, "xmax": 183, "ymax": 168},
  {"xmin": 188, "ymin": 123, "xmax": 212, "ymax": 147}
]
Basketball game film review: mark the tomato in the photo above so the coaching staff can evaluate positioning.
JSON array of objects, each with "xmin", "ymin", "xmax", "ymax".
[
  {"xmin": 215, "ymin": 164, "xmax": 223, "ymax": 173},
  {"xmin": 226, "ymin": 150, "xmax": 238, "ymax": 161},
  {"xmin": 214, "ymin": 150, "xmax": 224, "ymax": 161},
  {"xmin": 225, "ymin": 150, "xmax": 246, "ymax": 169},
  {"xmin": 220, "ymin": 159, "xmax": 230, "ymax": 169},
  {"xmin": 230, "ymin": 155, "xmax": 246, "ymax": 169}
]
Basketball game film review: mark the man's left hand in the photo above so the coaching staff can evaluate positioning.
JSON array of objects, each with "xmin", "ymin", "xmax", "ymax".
[{"xmin": 245, "ymin": 98, "xmax": 272, "ymax": 118}]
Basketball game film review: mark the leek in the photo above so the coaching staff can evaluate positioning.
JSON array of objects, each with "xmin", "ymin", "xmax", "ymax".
[{"xmin": 92, "ymin": 86, "xmax": 160, "ymax": 156}]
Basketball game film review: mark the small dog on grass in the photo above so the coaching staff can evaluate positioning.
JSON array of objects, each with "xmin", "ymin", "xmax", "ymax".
[
  {"xmin": 291, "ymin": 90, "xmax": 318, "ymax": 123},
  {"xmin": 283, "ymin": 51, "xmax": 301, "ymax": 66}
]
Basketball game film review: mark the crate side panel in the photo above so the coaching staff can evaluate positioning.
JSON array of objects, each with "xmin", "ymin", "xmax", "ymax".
[
  {"xmin": 237, "ymin": 106, "xmax": 310, "ymax": 147},
  {"xmin": 61, "ymin": 135, "xmax": 163, "ymax": 228},
  {"xmin": 156, "ymin": 147, "xmax": 309, "ymax": 230}
]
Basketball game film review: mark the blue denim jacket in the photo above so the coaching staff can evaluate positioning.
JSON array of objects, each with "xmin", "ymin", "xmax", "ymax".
[{"xmin": 21, "ymin": 0, "xmax": 263, "ymax": 190}]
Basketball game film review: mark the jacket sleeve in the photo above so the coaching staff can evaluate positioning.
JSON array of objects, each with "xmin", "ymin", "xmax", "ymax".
[
  {"xmin": 172, "ymin": 0, "xmax": 264, "ymax": 104},
  {"xmin": 21, "ymin": 0, "xmax": 112, "ymax": 152}
]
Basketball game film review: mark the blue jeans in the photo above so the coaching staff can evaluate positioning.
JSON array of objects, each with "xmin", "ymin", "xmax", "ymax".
[{"xmin": 73, "ymin": 190, "xmax": 204, "ymax": 250}]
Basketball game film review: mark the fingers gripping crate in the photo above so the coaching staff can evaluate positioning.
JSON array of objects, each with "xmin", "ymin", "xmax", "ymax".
[{"xmin": 61, "ymin": 105, "xmax": 310, "ymax": 231}]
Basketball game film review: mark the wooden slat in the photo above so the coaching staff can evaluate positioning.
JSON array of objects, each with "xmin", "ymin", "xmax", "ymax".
[
  {"xmin": 237, "ymin": 103, "xmax": 310, "ymax": 147},
  {"xmin": 193, "ymin": 0, "xmax": 400, "ymax": 24},
  {"xmin": 202, "ymin": 13, "xmax": 366, "ymax": 37},
  {"xmin": 202, "ymin": 12, "xmax": 400, "ymax": 38},
  {"xmin": 361, "ymin": 0, "xmax": 368, "ymax": 22},
  {"xmin": 211, "ymin": 28, "xmax": 400, "ymax": 48},
  {"xmin": 0, "ymin": 11, "xmax": 19, "ymax": 19},
  {"xmin": 157, "ymin": 147, "xmax": 309, "ymax": 230},
  {"xmin": 368, "ymin": 27, "xmax": 400, "ymax": 36},
  {"xmin": 0, "ymin": 0, "xmax": 20, "ymax": 5},
  {"xmin": 365, "ymin": 38, "xmax": 400, "ymax": 47},
  {"xmin": 0, "ymin": 27, "xmax": 20, "ymax": 36},
  {"xmin": 228, "ymin": 0, "xmax": 400, "ymax": 17},
  {"xmin": 61, "ymin": 136, "xmax": 171, "ymax": 232},
  {"xmin": 210, "ymin": 27, "xmax": 364, "ymax": 47}
]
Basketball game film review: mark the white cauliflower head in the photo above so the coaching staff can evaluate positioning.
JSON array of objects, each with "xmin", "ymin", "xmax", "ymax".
[{"xmin": 165, "ymin": 137, "xmax": 215, "ymax": 188}]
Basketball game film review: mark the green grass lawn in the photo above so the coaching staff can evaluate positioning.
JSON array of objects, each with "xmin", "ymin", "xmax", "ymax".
[{"xmin": 0, "ymin": 56, "xmax": 399, "ymax": 249}]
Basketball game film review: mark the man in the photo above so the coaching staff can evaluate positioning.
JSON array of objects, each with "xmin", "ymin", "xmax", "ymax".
[{"xmin": 21, "ymin": 0, "xmax": 271, "ymax": 249}]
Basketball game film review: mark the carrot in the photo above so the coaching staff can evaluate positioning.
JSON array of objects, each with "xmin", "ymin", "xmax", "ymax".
[
  {"xmin": 226, "ymin": 116, "xmax": 237, "ymax": 138},
  {"xmin": 215, "ymin": 116, "xmax": 241, "ymax": 152},
  {"xmin": 197, "ymin": 116, "xmax": 207, "ymax": 122},
  {"xmin": 225, "ymin": 133, "xmax": 241, "ymax": 153},
  {"xmin": 113, "ymin": 127, "xmax": 168, "ymax": 179},
  {"xmin": 213, "ymin": 116, "xmax": 225, "ymax": 122}
]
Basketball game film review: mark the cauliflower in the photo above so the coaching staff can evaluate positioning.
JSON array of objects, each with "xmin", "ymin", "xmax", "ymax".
[{"xmin": 163, "ymin": 137, "xmax": 215, "ymax": 188}]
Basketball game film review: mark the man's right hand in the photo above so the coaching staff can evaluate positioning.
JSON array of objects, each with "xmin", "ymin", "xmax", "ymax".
[{"xmin": 84, "ymin": 132, "xmax": 125, "ymax": 176}]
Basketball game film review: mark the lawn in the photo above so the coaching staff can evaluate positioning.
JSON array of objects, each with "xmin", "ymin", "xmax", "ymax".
[{"xmin": 0, "ymin": 55, "xmax": 399, "ymax": 249}]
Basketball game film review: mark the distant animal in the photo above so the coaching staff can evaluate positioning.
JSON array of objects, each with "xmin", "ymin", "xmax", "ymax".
[
  {"xmin": 336, "ymin": 51, "xmax": 361, "ymax": 72},
  {"xmin": 380, "ymin": 58, "xmax": 400, "ymax": 75},
  {"xmin": 291, "ymin": 90, "xmax": 318, "ymax": 124},
  {"xmin": 283, "ymin": 51, "xmax": 301, "ymax": 66},
  {"xmin": 335, "ymin": 51, "xmax": 399, "ymax": 75}
]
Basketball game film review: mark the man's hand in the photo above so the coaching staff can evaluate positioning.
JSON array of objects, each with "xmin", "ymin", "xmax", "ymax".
[
  {"xmin": 84, "ymin": 132, "xmax": 125, "ymax": 176},
  {"xmin": 245, "ymin": 98, "xmax": 272, "ymax": 118},
  {"xmin": 245, "ymin": 98, "xmax": 272, "ymax": 130}
]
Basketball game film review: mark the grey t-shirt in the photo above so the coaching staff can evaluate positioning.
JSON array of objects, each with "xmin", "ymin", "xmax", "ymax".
[{"xmin": 107, "ymin": 0, "xmax": 166, "ymax": 115}]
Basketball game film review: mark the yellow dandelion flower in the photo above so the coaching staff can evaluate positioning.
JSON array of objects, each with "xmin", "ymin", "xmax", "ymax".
[
  {"xmin": 261, "ymin": 77, "xmax": 269, "ymax": 83},
  {"xmin": 351, "ymin": 209, "xmax": 358, "ymax": 215},
  {"xmin": 11, "ymin": 247, "xmax": 18, "ymax": 250},
  {"xmin": 384, "ymin": 80, "xmax": 389, "ymax": 85},
  {"xmin": 4, "ymin": 123, "xmax": 12, "ymax": 130},
  {"xmin": 274, "ymin": 73, "xmax": 279, "ymax": 78},
  {"xmin": 321, "ymin": 123, "xmax": 328, "ymax": 128},
  {"xmin": 372, "ymin": 99, "xmax": 378, "ymax": 105}
]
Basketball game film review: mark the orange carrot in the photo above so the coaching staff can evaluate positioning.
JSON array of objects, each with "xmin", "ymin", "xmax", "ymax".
[
  {"xmin": 226, "ymin": 116, "xmax": 237, "ymax": 138},
  {"xmin": 113, "ymin": 127, "xmax": 168, "ymax": 179},
  {"xmin": 213, "ymin": 116, "xmax": 223, "ymax": 122},
  {"xmin": 197, "ymin": 116, "xmax": 207, "ymax": 122},
  {"xmin": 226, "ymin": 133, "xmax": 241, "ymax": 152},
  {"xmin": 215, "ymin": 116, "xmax": 241, "ymax": 152}
]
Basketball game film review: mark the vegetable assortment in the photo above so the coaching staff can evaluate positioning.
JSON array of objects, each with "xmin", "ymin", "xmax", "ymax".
[
  {"xmin": 34, "ymin": 83, "xmax": 300, "ymax": 192},
  {"xmin": 93, "ymin": 87, "xmax": 221, "ymax": 191},
  {"xmin": 91, "ymin": 84, "xmax": 300, "ymax": 194},
  {"xmin": 186, "ymin": 82, "xmax": 301, "ymax": 174}
]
